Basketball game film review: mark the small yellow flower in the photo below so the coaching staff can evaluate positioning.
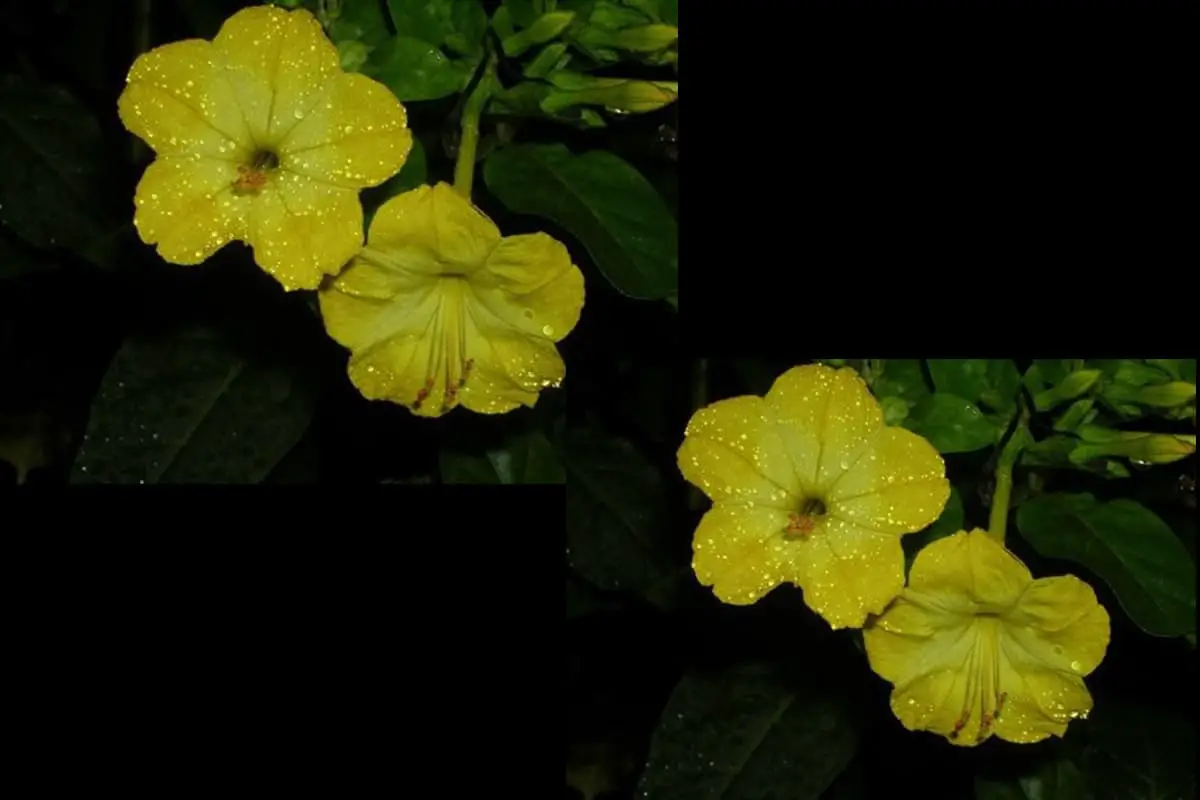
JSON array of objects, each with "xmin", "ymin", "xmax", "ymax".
[
  {"xmin": 864, "ymin": 529, "xmax": 1110, "ymax": 746},
  {"xmin": 117, "ymin": 6, "xmax": 412, "ymax": 290},
  {"xmin": 677, "ymin": 364, "xmax": 950, "ymax": 629},
  {"xmin": 318, "ymin": 182, "xmax": 584, "ymax": 417}
]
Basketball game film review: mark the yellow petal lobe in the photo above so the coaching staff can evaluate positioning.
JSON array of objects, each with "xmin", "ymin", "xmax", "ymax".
[
  {"xmin": 692, "ymin": 504, "xmax": 796, "ymax": 605},
  {"xmin": 133, "ymin": 156, "xmax": 251, "ymax": 264},
  {"xmin": 249, "ymin": 178, "xmax": 362, "ymax": 290}
]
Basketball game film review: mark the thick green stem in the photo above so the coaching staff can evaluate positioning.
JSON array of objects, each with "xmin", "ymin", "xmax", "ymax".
[
  {"xmin": 987, "ymin": 407, "xmax": 1032, "ymax": 543},
  {"xmin": 453, "ymin": 53, "xmax": 498, "ymax": 199}
]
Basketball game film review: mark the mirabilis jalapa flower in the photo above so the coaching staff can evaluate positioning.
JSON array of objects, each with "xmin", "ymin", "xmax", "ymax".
[
  {"xmin": 318, "ymin": 182, "xmax": 585, "ymax": 418},
  {"xmin": 117, "ymin": 6, "xmax": 412, "ymax": 290},
  {"xmin": 677, "ymin": 364, "xmax": 951, "ymax": 629},
  {"xmin": 864, "ymin": 529, "xmax": 1110, "ymax": 746}
]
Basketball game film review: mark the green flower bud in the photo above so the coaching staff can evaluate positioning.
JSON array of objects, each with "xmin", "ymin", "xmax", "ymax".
[
  {"xmin": 612, "ymin": 23, "xmax": 678, "ymax": 52},
  {"xmin": 542, "ymin": 74, "xmax": 677, "ymax": 114},
  {"xmin": 1033, "ymin": 368, "xmax": 1101, "ymax": 411},
  {"xmin": 1132, "ymin": 381, "xmax": 1196, "ymax": 408},
  {"xmin": 1069, "ymin": 433, "xmax": 1195, "ymax": 467},
  {"xmin": 503, "ymin": 11, "xmax": 576, "ymax": 57}
]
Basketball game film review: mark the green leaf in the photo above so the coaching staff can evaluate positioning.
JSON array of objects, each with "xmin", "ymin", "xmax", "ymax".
[
  {"xmin": 387, "ymin": 0, "xmax": 455, "ymax": 45},
  {"xmin": 904, "ymin": 487, "xmax": 963, "ymax": 575},
  {"xmin": 484, "ymin": 143, "xmax": 677, "ymax": 299},
  {"xmin": 71, "ymin": 328, "xmax": 313, "ymax": 484},
  {"xmin": 927, "ymin": 359, "xmax": 1022, "ymax": 414},
  {"xmin": 362, "ymin": 35, "xmax": 469, "ymax": 101},
  {"xmin": 447, "ymin": 0, "xmax": 489, "ymax": 56},
  {"xmin": 976, "ymin": 756, "xmax": 1092, "ymax": 800},
  {"xmin": 1079, "ymin": 700, "xmax": 1195, "ymax": 800},
  {"xmin": 361, "ymin": 136, "xmax": 427, "ymax": 225},
  {"xmin": 872, "ymin": 359, "xmax": 931, "ymax": 408},
  {"xmin": 1015, "ymin": 493, "xmax": 1196, "ymax": 637},
  {"xmin": 327, "ymin": 0, "xmax": 393, "ymax": 47},
  {"xmin": 903, "ymin": 393, "xmax": 997, "ymax": 454},
  {"xmin": 620, "ymin": 0, "xmax": 678, "ymax": 24},
  {"xmin": 0, "ymin": 76, "xmax": 111, "ymax": 265},
  {"xmin": 502, "ymin": 0, "xmax": 540, "ymax": 29},
  {"xmin": 638, "ymin": 663, "xmax": 857, "ymax": 800},
  {"xmin": 564, "ymin": 424, "xmax": 675, "ymax": 603},
  {"xmin": 439, "ymin": 428, "xmax": 564, "ymax": 483}
]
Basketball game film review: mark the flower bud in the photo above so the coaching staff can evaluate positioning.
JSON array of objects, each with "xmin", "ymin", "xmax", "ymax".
[
  {"xmin": 1033, "ymin": 369, "xmax": 1101, "ymax": 411},
  {"xmin": 503, "ymin": 11, "xmax": 576, "ymax": 57}
]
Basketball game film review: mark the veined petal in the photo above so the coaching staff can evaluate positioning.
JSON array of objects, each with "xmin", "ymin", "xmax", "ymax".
[
  {"xmin": 677, "ymin": 396, "xmax": 798, "ymax": 507},
  {"xmin": 908, "ymin": 529, "xmax": 1032, "ymax": 612},
  {"xmin": 118, "ymin": 39, "xmax": 252, "ymax": 158},
  {"xmin": 863, "ymin": 595, "xmax": 975, "ymax": 686},
  {"xmin": 457, "ymin": 302, "xmax": 566, "ymax": 414},
  {"xmin": 799, "ymin": 515, "xmax": 906, "ymax": 628},
  {"xmin": 1006, "ymin": 576, "xmax": 1111, "ymax": 677},
  {"xmin": 691, "ymin": 503, "xmax": 797, "ymax": 605},
  {"xmin": 987, "ymin": 653, "xmax": 1093, "ymax": 744},
  {"xmin": 212, "ymin": 5, "xmax": 341, "ymax": 146},
  {"xmin": 132, "ymin": 155, "xmax": 251, "ymax": 264},
  {"xmin": 471, "ymin": 233, "xmax": 585, "ymax": 343},
  {"xmin": 279, "ymin": 73, "xmax": 412, "ymax": 188},
  {"xmin": 363, "ymin": 183, "xmax": 499, "ymax": 271},
  {"xmin": 765, "ymin": 365, "xmax": 884, "ymax": 494},
  {"xmin": 249, "ymin": 176, "xmax": 362, "ymax": 290},
  {"xmin": 826, "ymin": 426, "xmax": 949, "ymax": 534}
]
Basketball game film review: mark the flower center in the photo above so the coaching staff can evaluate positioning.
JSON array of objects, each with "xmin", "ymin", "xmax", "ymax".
[
  {"xmin": 783, "ymin": 496, "xmax": 827, "ymax": 540},
  {"xmin": 232, "ymin": 149, "xmax": 280, "ymax": 194},
  {"xmin": 412, "ymin": 278, "xmax": 476, "ymax": 414}
]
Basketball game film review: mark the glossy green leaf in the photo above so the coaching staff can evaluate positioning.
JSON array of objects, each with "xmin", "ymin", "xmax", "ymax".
[
  {"xmin": 327, "ymin": 0, "xmax": 393, "ymax": 47},
  {"xmin": 639, "ymin": 663, "xmax": 857, "ymax": 800},
  {"xmin": 904, "ymin": 487, "xmax": 964, "ymax": 575},
  {"xmin": 563, "ymin": 424, "xmax": 675, "ymax": 602},
  {"xmin": 1079, "ymin": 700, "xmax": 1195, "ymax": 800},
  {"xmin": 484, "ymin": 143, "xmax": 677, "ymax": 299},
  {"xmin": 502, "ymin": 0, "xmax": 539, "ymax": 29},
  {"xmin": 903, "ymin": 393, "xmax": 997, "ymax": 453},
  {"xmin": 927, "ymin": 359, "xmax": 1022, "ymax": 414},
  {"xmin": 872, "ymin": 359, "xmax": 931, "ymax": 408},
  {"xmin": 975, "ymin": 756, "xmax": 1091, "ymax": 800},
  {"xmin": 72, "ymin": 328, "xmax": 313, "ymax": 484},
  {"xmin": 439, "ymin": 428, "xmax": 564, "ymax": 483},
  {"xmin": 0, "ymin": 76, "xmax": 112, "ymax": 266},
  {"xmin": 387, "ymin": 0, "xmax": 454, "ymax": 44},
  {"xmin": 362, "ymin": 35, "xmax": 469, "ymax": 101},
  {"xmin": 1015, "ymin": 493, "xmax": 1196, "ymax": 637}
]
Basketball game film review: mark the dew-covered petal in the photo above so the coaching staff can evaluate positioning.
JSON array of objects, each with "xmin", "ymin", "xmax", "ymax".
[
  {"xmin": 118, "ymin": 39, "xmax": 252, "ymax": 158},
  {"xmin": 248, "ymin": 175, "xmax": 362, "ymax": 290},
  {"xmin": 988, "ymin": 648, "xmax": 1093, "ymax": 744},
  {"xmin": 826, "ymin": 426, "xmax": 949, "ymax": 534},
  {"xmin": 677, "ymin": 396, "xmax": 798, "ymax": 508},
  {"xmin": 363, "ymin": 183, "xmax": 498, "ymax": 271},
  {"xmin": 132, "ymin": 155, "xmax": 251, "ymax": 264},
  {"xmin": 863, "ymin": 595, "xmax": 974, "ymax": 686},
  {"xmin": 457, "ymin": 307, "xmax": 567, "ymax": 415},
  {"xmin": 764, "ymin": 364, "xmax": 884, "ymax": 493},
  {"xmin": 908, "ymin": 529, "xmax": 1032, "ymax": 612},
  {"xmin": 1006, "ymin": 575, "xmax": 1111, "ymax": 677},
  {"xmin": 470, "ymin": 233, "xmax": 585, "ymax": 343},
  {"xmin": 799, "ymin": 516, "xmax": 906, "ymax": 629},
  {"xmin": 279, "ymin": 72, "xmax": 412, "ymax": 188},
  {"xmin": 691, "ymin": 503, "xmax": 797, "ymax": 605}
]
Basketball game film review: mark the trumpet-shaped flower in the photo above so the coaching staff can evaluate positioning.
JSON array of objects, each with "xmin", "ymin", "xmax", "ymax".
[
  {"xmin": 677, "ymin": 364, "xmax": 950, "ymax": 629},
  {"xmin": 318, "ymin": 182, "xmax": 584, "ymax": 417},
  {"xmin": 117, "ymin": 6, "xmax": 412, "ymax": 290},
  {"xmin": 864, "ymin": 529, "xmax": 1110, "ymax": 746}
]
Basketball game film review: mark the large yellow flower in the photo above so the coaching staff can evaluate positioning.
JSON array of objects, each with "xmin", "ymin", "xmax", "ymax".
[
  {"xmin": 318, "ymin": 182, "xmax": 585, "ymax": 417},
  {"xmin": 677, "ymin": 364, "xmax": 950, "ymax": 629},
  {"xmin": 864, "ymin": 529, "xmax": 1110, "ymax": 746},
  {"xmin": 117, "ymin": 6, "xmax": 412, "ymax": 290}
]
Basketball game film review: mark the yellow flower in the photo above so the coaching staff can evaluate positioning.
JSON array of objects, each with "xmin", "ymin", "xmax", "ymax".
[
  {"xmin": 677, "ymin": 364, "xmax": 950, "ymax": 629},
  {"xmin": 864, "ymin": 529, "xmax": 1110, "ymax": 746},
  {"xmin": 318, "ymin": 182, "xmax": 585, "ymax": 417},
  {"xmin": 117, "ymin": 6, "xmax": 412, "ymax": 290}
]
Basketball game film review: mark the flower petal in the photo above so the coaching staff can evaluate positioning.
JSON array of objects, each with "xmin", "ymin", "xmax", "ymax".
[
  {"xmin": 248, "ymin": 174, "xmax": 362, "ymax": 290},
  {"xmin": 118, "ymin": 39, "xmax": 252, "ymax": 158},
  {"xmin": 765, "ymin": 365, "xmax": 884, "ymax": 494},
  {"xmin": 908, "ymin": 529, "xmax": 1032, "ymax": 611},
  {"xmin": 826, "ymin": 426, "xmax": 949, "ymax": 533},
  {"xmin": 132, "ymin": 156, "xmax": 251, "ymax": 264},
  {"xmin": 691, "ymin": 503, "xmax": 796, "ymax": 605},
  {"xmin": 280, "ymin": 73, "xmax": 412, "ymax": 188},
  {"xmin": 212, "ymin": 6, "xmax": 341, "ymax": 146},
  {"xmin": 1006, "ymin": 575, "xmax": 1111, "ymax": 677},
  {"xmin": 470, "ymin": 233, "xmax": 585, "ymax": 343},
  {"xmin": 863, "ymin": 595, "xmax": 974, "ymax": 686},
  {"xmin": 364, "ymin": 183, "xmax": 499, "ymax": 270},
  {"xmin": 989, "ymin": 656, "xmax": 1092, "ymax": 744},
  {"xmin": 458, "ymin": 310, "xmax": 566, "ymax": 414},
  {"xmin": 799, "ymin": 516, "xmax": 906, "ymax": 628},
  {"xmin": 677, "ymin": 396, "xmax": 798, "ymax": 507}
]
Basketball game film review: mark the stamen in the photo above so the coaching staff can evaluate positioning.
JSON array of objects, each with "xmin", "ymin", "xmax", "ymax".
[{"xmin": 784, "ymin": 512, "xmax": 815, "ymax": 538}]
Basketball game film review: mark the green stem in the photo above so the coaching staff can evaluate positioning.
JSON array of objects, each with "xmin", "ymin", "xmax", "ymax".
[
  {"xmin": 987, "ymin": 405, "xmax": 1032, "ymax": 543},
  {"xmin": 453, "ymin": 53, "xmax": 498, "ymax": 199}
]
